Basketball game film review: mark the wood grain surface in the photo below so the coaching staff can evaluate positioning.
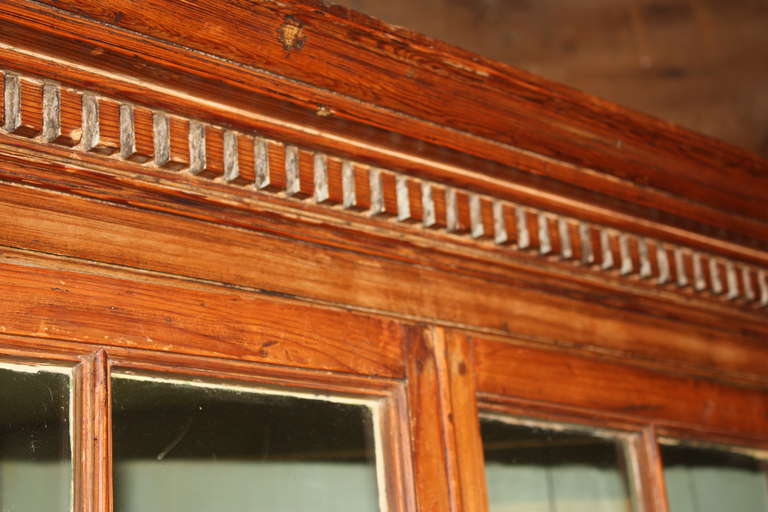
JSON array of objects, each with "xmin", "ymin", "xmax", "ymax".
[
  {"xmin": 0, "ymin": 260, "xmax": 406, "ymax": 378},
  {"xmin": 475, "ymin": 337, "xmax": 768, "ymax": 442},
  {"xmin": 1, "ymin": 180, "xmax": 767, "ymax": 383},
  {"xmin": 1, "ymin": 65, "xmax": 765, "ymax": 312},
  {"xmin": 0, "ymin": 2, "xmax": 765, "ymax": 509}
]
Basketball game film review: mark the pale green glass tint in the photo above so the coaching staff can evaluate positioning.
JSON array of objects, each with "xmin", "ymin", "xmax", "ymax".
[
  {"xmin": 111, "ymin": 375, "xmax": 381, "ymax": 512},
  {"xmin": 0, "ymin": 365, "xmax": 71, "ymax": 511},
  {"xmin": 661, "ymin": 443, "xmax": 768, "ymax": 512},
  {"xmin": 481, "ymin": 417, "xmax": 636, "ymax": 512}
]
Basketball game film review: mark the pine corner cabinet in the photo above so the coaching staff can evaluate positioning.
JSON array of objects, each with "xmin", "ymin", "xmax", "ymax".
[{"xmin": 0, "ymin": 1, "xmax": 766, "ymax": 511}]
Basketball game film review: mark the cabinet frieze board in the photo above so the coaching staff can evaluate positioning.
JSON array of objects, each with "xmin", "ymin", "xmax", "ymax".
[{"xmin": 0, "ymin": 67, "xmax": 766, "ymax": 313}]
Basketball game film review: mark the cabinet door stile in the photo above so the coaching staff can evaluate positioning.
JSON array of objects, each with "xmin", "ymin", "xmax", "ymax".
[
  {"xmin": 445, "ymin": 331, "xmax": 489, "ymax": 512},
  {"xmin": 73, "ymin": 352, "xmax": 98, "ymax": 512},
  {"xmin": 405, "ymin": 326, "xmax": 459, "ymax": 512},
  {"xmin": 93, "ymin": 351, "xmax": 113, "ymax": 512},
  {"xmin": 637, "ymin": 426, "xmax": 670, "ymax": 512}
]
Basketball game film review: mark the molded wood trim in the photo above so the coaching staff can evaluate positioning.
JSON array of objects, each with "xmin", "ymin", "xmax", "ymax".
[
  {"xmin": 16, "ymin": 0, "xmax": 768, "ymax": 229},
  {"xmin": 0, "ymin": 67, "xmax": 765, "ymax": 313},
  {"xmin": 2, "ymin": 189, "xmax": 768, "ymax": 385},
  {"xmin": 0, "ymin": 0, "xmax": 766, "ymax": 256}
]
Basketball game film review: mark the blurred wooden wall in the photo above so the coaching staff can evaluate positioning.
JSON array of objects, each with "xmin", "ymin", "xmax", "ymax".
[{"xmin": 336, "ymin": 0, "xmax": 768, "ymax": 158}]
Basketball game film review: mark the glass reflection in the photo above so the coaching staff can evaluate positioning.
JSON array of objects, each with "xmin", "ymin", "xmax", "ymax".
[
  {"xmin": 112, "ymin": 374, "xmax": 381, "ymax": 512},
  {"xmin": 662, "ymin": 442, "xmax": 768, "ymax": 512},
  {"xmin": 481, "ymin": 416, "xmax": 637, "ymax": 512},
  {"xmin": 0, "ymin": 364, "xmax": 71, "ymax": 511}
]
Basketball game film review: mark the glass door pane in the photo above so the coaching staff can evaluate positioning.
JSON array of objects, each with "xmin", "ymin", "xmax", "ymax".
[
  {"xmin": 480, "ymin": 415, "xmax": 639, "ymax": 512},
  {"xmin": 661, "ymin": 442, "xmax": 768, "ymax": 512},
  {"xmin": 112, "ymin": 373, "xmax": 382, "ymax": 512},
  {"xmin": 0, "ymin": 364, "xmax": 72, "ymax": 511}
]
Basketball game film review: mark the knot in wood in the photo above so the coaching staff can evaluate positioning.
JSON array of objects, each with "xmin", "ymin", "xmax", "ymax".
[{"xmin": 278, "ymin": 15, "xmax": 306, "ymax": 51}]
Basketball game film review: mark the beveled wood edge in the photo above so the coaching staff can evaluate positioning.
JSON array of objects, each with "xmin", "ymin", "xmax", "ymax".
[
  {"xmin": 4, "ymin": 239, "xmax": 766, "ymax": 388},
  {"xmin": 639, "ymin": 426, "xmax": 671, "ymax": 512},
  {"xmin": 0, "ymin": 342, "xmax": 99, "ymax": 512},
  {"xmin": 0, "ymin": 67, "xmax": 765, "ymax": 313},
  {"xmin": 0, "ymin": 332, "xmax": 406, "ymax": 388}
]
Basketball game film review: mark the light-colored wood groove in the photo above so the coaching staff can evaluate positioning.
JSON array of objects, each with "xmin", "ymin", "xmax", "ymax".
[{"xmin": 1, "ymin": 68, "xmax": 766, "ymax": 311}]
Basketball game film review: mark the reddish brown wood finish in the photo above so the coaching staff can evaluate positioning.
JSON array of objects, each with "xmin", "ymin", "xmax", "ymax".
[
  {"xmin": 475, "ymin": 393, "xmax": 667, "ymax": 512},
  {"xmin": 1, "ymin": 179, "xmax": 766, "ymax": 384},
  {"xmin": 0, "ymin": 0, "xmax": 766, "ymax": 259},
  {"xmin": 475, "ymin": 337, "xmax": 768, "ymax": 444},
  {"xmin": 0, "ymin": 259, "xmax": 406, "ymax": 378},
  {"xmin": 18, "ymin": 0, "xmax": 768, "ymax": 232},
  {"xmin": 444, "ymin": 331, "xmax": 489, "ymax": 512},
  {"xmin": 405, "ymin": 327, "xmax": 457, "ymax": 512},
  {"xmin": 640, "ymin": 427, "xmax": 671, "ymax": 512},
  {"xmin": 0, "ymin": 1, "xmax": 765, "ymax": 511}
]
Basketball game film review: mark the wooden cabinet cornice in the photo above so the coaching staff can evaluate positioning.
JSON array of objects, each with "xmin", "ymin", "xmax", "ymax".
[{"xmin": 0, "ymin": 1, "xmax": 766, "ymax": 511}]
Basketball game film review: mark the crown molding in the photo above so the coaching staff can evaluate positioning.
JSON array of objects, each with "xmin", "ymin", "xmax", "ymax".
[
  {"xmin": 0, "ymin": 0, "xmax": 767, "ymax": 255},
  {"xmin": 10, "ymin": 0, "xmax": 768, "ymax": 229},
  {"xmin": 0, "ymin": 64, "xmax": 765, "ymax": 315}
]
